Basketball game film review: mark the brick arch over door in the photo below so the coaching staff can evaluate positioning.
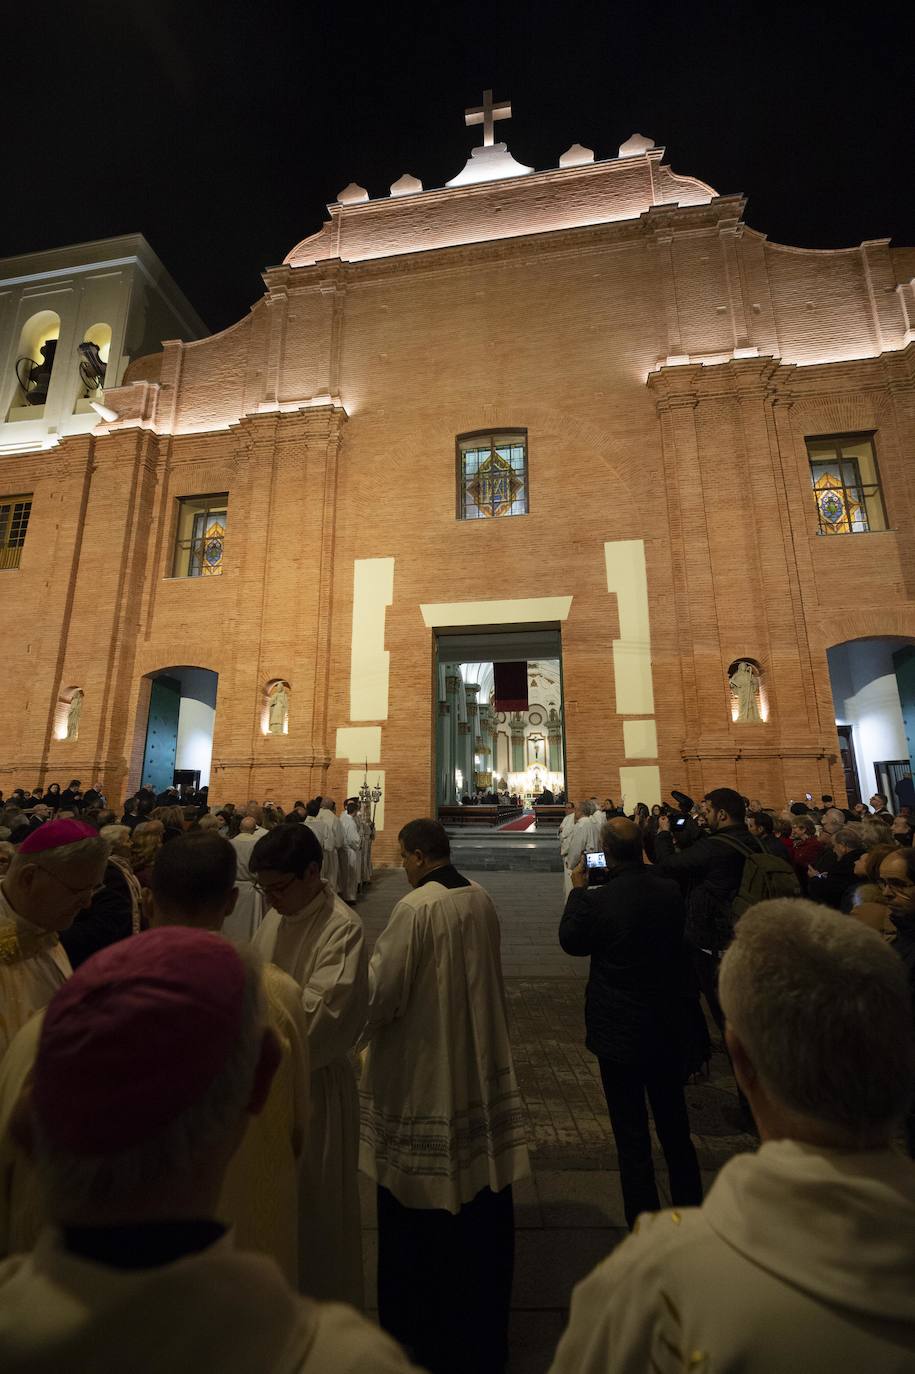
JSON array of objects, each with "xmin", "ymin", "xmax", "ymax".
[
  {"xmin": 127, "ymin": 663, "xmax": 221, "ymax": 793},
  {"xmin": 822, "ymin": 611, "xmax": 915, "ymax": 650}
]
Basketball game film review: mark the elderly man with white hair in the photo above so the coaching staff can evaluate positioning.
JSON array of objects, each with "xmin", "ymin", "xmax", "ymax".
[{"xmin": 549, "ymin": 898, "xmax": 915, "ymax": 1373}]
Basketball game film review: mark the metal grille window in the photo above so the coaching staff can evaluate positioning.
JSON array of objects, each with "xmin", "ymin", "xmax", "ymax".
[
  {"xmin": 172, "ymin": 494, "xmax": 228, "ymax": 577},
  {"xmin": 0, "ymin": 495, "xmax": 32, "ymax": 570},
  {"xmin": 807, "ymin": 434, "xmax": 887, "ymax": 535},
  {"xmin": 457, "ymin": 431, "xmax": 528, "ymax": 520}
]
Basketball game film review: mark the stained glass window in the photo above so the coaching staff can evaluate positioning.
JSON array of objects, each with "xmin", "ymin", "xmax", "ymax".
[
  {"xmin": 457, "ymin": 431, "xmax": 528, "ymax": 520},
  {"xmin": 172, "ymin": 494, "xmax": 229, "ymax": 577},
  {"xmin": 806, "ymin": 435, "xmax": 886, "ymax": 535},
  {"xmin": 0, "ymin": 494, "xmax": 32, "ymax": 570}
]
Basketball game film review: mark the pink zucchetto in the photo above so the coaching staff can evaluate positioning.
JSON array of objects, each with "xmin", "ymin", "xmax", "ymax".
[
  {"xmin": 18, "ymin": 819, "xmax": 98, "ymax": 854},
  {"xmin": 32, "ymin": 927, "xmax": 247, "ymax": 1155}
]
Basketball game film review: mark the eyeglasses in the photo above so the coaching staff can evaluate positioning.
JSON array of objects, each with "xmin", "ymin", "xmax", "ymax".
[
  {"xmin": 33, "ymin": 863, "xmax": 105, "ymax": 899},
  {"xmin": 253, "ymin": 874, "xmax": 299, "ymax": 899}
]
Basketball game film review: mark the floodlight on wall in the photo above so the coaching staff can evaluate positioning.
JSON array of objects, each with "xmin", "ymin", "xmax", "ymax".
[{"xmin": 89, "ymin": 400, "xmax": 120, "ymax": 423}]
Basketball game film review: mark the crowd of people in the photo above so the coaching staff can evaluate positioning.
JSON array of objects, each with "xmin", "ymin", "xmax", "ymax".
[
  {"xmin": 0, "ymin": 783, "xmax": 376, "ymax": 962},
  {"xmin": 0, "ymin": 776, "xmax": 912, "ymax": 1371}
]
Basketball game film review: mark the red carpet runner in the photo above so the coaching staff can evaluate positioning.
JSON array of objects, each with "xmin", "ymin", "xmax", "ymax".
[{"xmin": 498, "ymin": 813, "xmax": 536, "ymax": 832}]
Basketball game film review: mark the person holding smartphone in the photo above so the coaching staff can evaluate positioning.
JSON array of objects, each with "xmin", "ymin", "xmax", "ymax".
[{"xmin": 559, "ymin": 819, "xmax": 702, "ymax": 1230}]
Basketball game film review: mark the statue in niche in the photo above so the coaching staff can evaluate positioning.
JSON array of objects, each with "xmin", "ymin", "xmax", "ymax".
[
  {"xmin": 268, "ymin": 682, "xmax": 289, "ymax": 735},
  {"xmin": 66, "ymin": 689, "xmax": 83, "ymax": 741},
  {"xmin": 729, "ymin": 660, "xmax": 762, "ymax": 723}
]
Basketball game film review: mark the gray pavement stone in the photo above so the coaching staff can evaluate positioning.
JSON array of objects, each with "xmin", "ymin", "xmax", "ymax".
[
  {"xmin": 513, "ymin": 1228, "xmax": 625, "ymax": 1310},
  {"xmin": 535, "ymin": 1170, "xmax": 628, "ymax": 1229},
  {"xmin": 507, "ymin": 1312, "xmax": 569, "ymax": 1374}
]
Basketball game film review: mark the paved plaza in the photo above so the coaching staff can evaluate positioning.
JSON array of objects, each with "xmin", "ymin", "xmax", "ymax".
[{"xmin": 356, "ymin": 867, "xmax": 755, "ymax": 1373}]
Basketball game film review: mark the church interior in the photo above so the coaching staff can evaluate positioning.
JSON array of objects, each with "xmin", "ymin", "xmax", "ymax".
[{"xmin": 436, "ymin": 633, "xmax": 567, "ymax": 809}]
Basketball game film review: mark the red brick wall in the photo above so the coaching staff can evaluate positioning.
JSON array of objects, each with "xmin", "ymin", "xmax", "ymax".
[{"xmin": 2, "ymin": 186, "xmax": 914, "ymax": 861}]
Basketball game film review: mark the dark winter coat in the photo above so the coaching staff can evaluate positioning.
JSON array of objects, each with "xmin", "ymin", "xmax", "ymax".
[
  {"xmin": 558, "ymin": 862, "xmax": 690, "ymax": 1064},
  {"xmin": 653, "ymin": 823, "xmax": 752, "ymax": 953},
  {"xmin": 807, "ymin": 848, "xmax": 865, "ymax": 910},
  {"xmin": 60, "ymin": 862, "xmax": 134, "ymax": 970}
]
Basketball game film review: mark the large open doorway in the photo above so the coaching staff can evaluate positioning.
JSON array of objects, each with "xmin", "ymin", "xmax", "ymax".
[
  {"xmin": 827, "ymin": 637, "xmax": 915, "ymax": 812},
  {"xmin": 435, "ymin": 628, "xmax": 566, "ymax": 822},
  {"xmin": 141, "ymin": 666, "xmax": 218, "ymax": 796}
]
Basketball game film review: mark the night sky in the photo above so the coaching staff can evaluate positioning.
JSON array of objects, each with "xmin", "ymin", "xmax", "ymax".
[{"xmin": 6, "ymin": 1, "xmax": 914, "ymax": 333}]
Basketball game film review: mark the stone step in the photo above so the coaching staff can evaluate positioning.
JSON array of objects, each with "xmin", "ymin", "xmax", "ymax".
[{"xmin": 449, "ymin": 833, "xmax": 563, "ymax": 872}]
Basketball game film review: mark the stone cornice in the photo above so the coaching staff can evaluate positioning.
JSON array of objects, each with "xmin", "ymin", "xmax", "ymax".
[
  {"xmin": 264, "ymin": 195, "xmax": 748, "ymax": 298},
  {"xmin": 649, "ymin": 343, "xmax": 915, "ymax": 406}
]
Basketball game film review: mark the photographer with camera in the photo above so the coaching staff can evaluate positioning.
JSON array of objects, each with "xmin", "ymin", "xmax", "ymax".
[
  {"xmin": 653, "ymin": 788, "xmax": 799, "ymax": 1034},
  {"xmin": 558, "ymin": 819, "xmax": 703, "ymax": 1230}
]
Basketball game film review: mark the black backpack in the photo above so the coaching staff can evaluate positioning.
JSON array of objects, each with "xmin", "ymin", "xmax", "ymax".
[{"xmin": 711, "ymin": 832, "xmax": 801, "ymax": 922}]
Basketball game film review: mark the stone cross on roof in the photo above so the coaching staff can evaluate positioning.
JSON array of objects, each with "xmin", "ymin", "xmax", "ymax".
[{"xmin": 465, "ymin": 90, "xmax": 511, "ymax": 148}]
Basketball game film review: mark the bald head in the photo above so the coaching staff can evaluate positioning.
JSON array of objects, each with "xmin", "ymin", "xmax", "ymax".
[
  {"xmin": 239, "ymin": 816, "xmax": 257, "ymax": 835},
  {"xmin": 603, "ymin": 817, "xmax": 643, "ymax": 865}
]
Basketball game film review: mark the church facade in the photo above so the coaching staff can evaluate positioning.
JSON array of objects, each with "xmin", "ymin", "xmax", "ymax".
[{"xmin": 2, "ymin": 101, "xmax": 915, "ymax": 856}]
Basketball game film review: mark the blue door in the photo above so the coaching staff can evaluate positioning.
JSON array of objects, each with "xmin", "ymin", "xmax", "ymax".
[{"xmin": 141, "ymin": 676, "xmax": 180, "ymax": 794}]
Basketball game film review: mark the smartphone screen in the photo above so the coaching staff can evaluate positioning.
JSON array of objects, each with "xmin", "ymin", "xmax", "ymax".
[{"xmin": 585, "ymin": 852, "xmax": 608, "ymax": 869}]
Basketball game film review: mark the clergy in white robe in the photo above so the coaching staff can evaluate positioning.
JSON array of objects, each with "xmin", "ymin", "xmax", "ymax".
[
  {"xmin": 0, "ymin": 927, "xmax": 415, "ymax": 1374},
  {"xmin": 557, "ymin": 805, "xmax": 575, "ymax": 863},
  {"xmin": 549, "ymin": 1142, "xmax": 915, "ymax": 1374},
  {"xmin": 0, "ymin": 1231, "xmax": 417, "ymax": 1374},
  {"xmin": 224, "ymin": 832, "xmax": 266, "ymax": 941},
  {"xmin": 551, "ymin": 899, "xmax": 915, "ymax": 1374},
  {"xmin": 563, "ymin": 805, "xmax": 596, "ymax": 898},
  {"xmin": 0, "ymin": 832, "xmax": 313, "ymax": 1290},
  {"xmin": 305, "ymin": 807, "xmax": 339, "ymax": 893},
  {"xmin": 360, "ymin": 818, "xmax": 530, "ymax": 1374},
  {"xmin": 339, "ymin": 804, "xmax": 363, "ymax": 903},
  {"xmin": 0, "ymin": 821, "xmax": 109, "ymax": 1061},
  {"xmin": 251, "ymin": 823, "xmax": 368, "ymax": 1309},
  {"xmin": 319, "ymin": 800, "xmax": 345, "ymax": 894}
]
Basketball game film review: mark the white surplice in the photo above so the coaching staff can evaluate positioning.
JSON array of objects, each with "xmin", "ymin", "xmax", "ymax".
[
  {"xmin": 224, "ymin": 834, "xmax": 266, "ymax": 942},
  {"xmin": 0, "ymin": 1228, "xmax": 417, "ymax": 1374},
  {"xmin": 252, "ymin": 884, "xmax": 367, "ymax": 1308},
  {"xmin": 563, "ymin": 816, "xmax": 595, "ymax": 898},
  {"xmin": 0, "ymin": 886, "xmax": 71, "ymax": 1063},
  {"xmin": 558, "ymin": 812, "xmax": 575, "ymax": 862},
  {"xmin": 339, "ymin": 813, "xmax": 362, "ymax": 903},
  {"xmin": 359, "ymin": 873, "xmax": 530, "ymax": 1213},
  {"xmin": 549, "ymin": 1140, "xmax": 915, "ymax": 1374},
  {"xmin": 306, "ymin": 814, "xmax": 340, "ymax": 894}
]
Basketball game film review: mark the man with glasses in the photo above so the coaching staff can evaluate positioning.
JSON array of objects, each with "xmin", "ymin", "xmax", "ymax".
[
  {"xmin": 250, "ymin": 823, "xmax": 367, "ymax": 1309},
  {"xmin": 0, "ymin": 819, "xmax": 109, "ymax": 1060}
]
